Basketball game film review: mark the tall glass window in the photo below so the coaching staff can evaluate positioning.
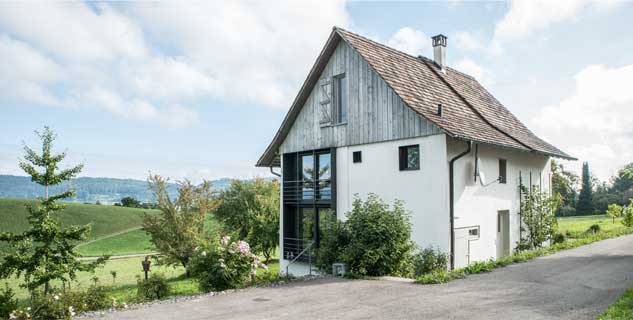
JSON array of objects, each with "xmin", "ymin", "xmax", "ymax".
[
  {"xmin": 301, "ymin": 154, "xmax": 314, "ymax": 200},
  {"xmin": 318, "ymin": 153, "xmax": 331, "ymax": 200}
]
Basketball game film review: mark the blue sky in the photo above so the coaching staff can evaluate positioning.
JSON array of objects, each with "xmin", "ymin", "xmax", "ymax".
[{"xmin": 1, "ymin": 1, "xmax": 632, "ymax": 183}]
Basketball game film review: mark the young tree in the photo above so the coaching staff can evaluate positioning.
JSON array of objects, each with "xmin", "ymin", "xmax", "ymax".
[
  {"xmin": 143, "ymin": 175, "xmax": 217, "ymax": 275},
  {"xmin": 551, "ymin": 160, "xmax": 579, "ymax": 216},
  {"xmin": 520, "ymin": 185, "xmax": 560, "ymax": 249},
  {"xmin": 213, "ymin": 178, "xmax": 279, "ymax": 262},
  {"xmin": 576, "ymin": 162, "xmax": 594, "ymax": 215},
  {"xmin": 606, "ymin": 204, "xmax": 623, "ymax": 224},
  {"xmin": 622, "ymin": 200, "xmax": 633, "ymax": 228},
  {"xmin": 0, "ymin": 127, "xmax": 106, "ymax": 295}
]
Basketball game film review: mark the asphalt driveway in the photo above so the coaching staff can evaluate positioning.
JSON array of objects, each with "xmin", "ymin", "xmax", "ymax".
[{"xmin": 90, "ymin": 234, "xmax": 633, "ymax": 320}]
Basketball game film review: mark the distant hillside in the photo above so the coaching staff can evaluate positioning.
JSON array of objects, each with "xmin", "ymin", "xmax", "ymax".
[{"xmin": 0, "ymin": 175, "xmax": 232, "ymax": 204}]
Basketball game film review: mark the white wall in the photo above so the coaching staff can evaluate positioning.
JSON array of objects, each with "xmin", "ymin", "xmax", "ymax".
[
  {"xmin": 449, "ymin": 138, "xmax": 551, "ymax": 266},
  {"xmin": 336, "ymin": 134, "xmax": 450, "ymax": 252}
]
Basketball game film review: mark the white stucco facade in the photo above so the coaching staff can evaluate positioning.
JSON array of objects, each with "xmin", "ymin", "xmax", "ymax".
[
  {"xmin": 448, "ymin": 138, "xmax": 551, "ymax": 267},
  {"xmin": 336, "ymin": 134, "xmax": 450, "ymax": 252},
  {"xmin": 279, "ymin": 135, "xmax": 552, "ymax": 275}
]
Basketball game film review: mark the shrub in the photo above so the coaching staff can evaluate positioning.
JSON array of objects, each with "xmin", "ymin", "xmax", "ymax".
[
  {"xmin": 10, "ymin": 293, "xmax": 74, "ymax": 320},
  {"xmin": 136, "ymin": 273, "xmax": 170, "ymax": 301},
  {"xmin": 316, "ymin": 220, "xmax": 350, "ymax": 273},
  {"xmin": 415, "ymin": 270, "xmax": 464, "ymax": 284},
  {"xmin": 412, "ymin": 246, "xmax": 448, "ymax": 277},
  {"xmin": 0, "ymin": 284, "xmax": 18, "ymax": 319},
  {"xmin": 588, "ymin": 224, "xmax": 601, "ymax": 234},
  {"xmin": 557, "ymin": 205, "xmax": 576, "ymax": 217},
  {"xmin": 189, "ymin": 236, "xmax": 266, "ymax": 292},
  {"xmin": 61, "ymin": 285, "xmax": 111, "ymax": 312},
  {"xmin": 553, "ymin": 233, "xmax": 566, "ymax": 244},
  {"xmin": 344, "ymin": 194, "xmax": 414, "ymax": 276},
  {"xmin": 461, "ymin": 260, "xmax": 495, "ymax": 274}
]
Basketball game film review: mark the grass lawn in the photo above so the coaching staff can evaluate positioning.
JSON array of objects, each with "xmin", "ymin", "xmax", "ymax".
[
  {"xmin": 76, "ymin": 228, "xmax": 156, "ymax": 257},
  {"xmin": 2, "ymin": 256, "xmax": 280, "ymax": 303},
  {"xmin": 557, "ymin": 214, "xmax": 624, "ymax": 236},
  {"xmin": 0, "ymin": 198, "xmax": 158, "ymax": 242},
  {"xmin": 599, "ymin": 287, "xmax": 633, "ymax": 320}
]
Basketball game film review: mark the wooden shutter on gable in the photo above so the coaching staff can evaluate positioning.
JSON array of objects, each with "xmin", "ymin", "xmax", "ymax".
[{"xmin": 319, "ymin": 78, "xmax": 332, "ymax": 125}]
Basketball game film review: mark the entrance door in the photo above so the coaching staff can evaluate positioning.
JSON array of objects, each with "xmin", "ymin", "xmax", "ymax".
[
  {"xmin": 454, "ymin": 227, "xmax": 470, "ymax": 269},
  {"xmin": 497, "ymin": 210, "xmax": 510, "ymax": 258}
]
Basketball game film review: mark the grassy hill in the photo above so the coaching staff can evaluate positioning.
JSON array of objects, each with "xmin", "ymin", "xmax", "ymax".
[{"xmin": 0, "ymin": 198, "xmax": 158, "ymax": 243}]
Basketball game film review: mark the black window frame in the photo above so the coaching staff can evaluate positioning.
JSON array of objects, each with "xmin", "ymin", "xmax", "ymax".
[
  {"xmin": 499, "ymin": 159, "xmax": 507, "ymax": 184},
  {"xmin": 399, "ymin": 144, "xmax": 420, "ymax": 171},
  {"xmin": 352, "ymin": 151, "xmax": 362, "ymax": 163},
  {"xmin": 333, "ymin": 73, "xmax": 347, "ymax": 124}
]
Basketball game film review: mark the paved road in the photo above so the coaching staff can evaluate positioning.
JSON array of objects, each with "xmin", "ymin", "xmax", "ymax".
[{"xmin": 91, "ymin": 235, "xmax": 633, "ymax": 320}]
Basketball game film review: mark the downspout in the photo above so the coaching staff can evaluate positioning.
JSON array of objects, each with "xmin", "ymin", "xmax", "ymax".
[
  {"xmin": 449, "ymin": 140, "xmax": 472, "ymax": 270},
  {"xmin": 270, "ymin": 166, "xmax": 281, "ymax": 177}
]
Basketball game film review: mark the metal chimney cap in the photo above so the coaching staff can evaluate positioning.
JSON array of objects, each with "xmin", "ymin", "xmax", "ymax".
[{"xmin": 432, "ymin": 34, "xmax": 447, "ymax": 47}]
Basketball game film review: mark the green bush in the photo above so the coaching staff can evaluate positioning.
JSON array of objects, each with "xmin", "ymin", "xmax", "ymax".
[
  {"xmin": 0, "ymin": 284, "xmax": 18, "ymax": 319},
  {"xmin": 588, "ymin": 224, "xmax": 601, "ymax": 234},
  {"xmin": 137, "ymin": 273, "xmax": 170, "ymax": 301},
  {"xmin": 316, "ymin": 220, "xmax": 350, "ymax": 273},
  {"xmin": 10, "ymin": 293, "xmax": 73, "ymax": 320},
  {"xmin": 416, "ymin": 270, "xmax": 464, "ymax": 284},
  {"xmin": 344, "ymin": 194, "xmax": 414, "ymax": 276},
  {"xmin": 412, "ymin": 246, "xmax": 448, "ymax": 277},
  {"xmin": 461, "ymin": 260, "xmax": 495, "ymax": 274},
  {"xmin": 553, "ymin": 233, "xmax": 566, "ymax": 244},
  {"xmin": 60, "ymin": 285, "xmax": 112, "ymax": 312},
  {"xmin": 189, "ymin": 236, "xmax": 265, "ymax": 292}
]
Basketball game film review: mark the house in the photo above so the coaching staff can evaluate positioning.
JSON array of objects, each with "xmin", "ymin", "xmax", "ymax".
[{"xmin": 256, "ymin": 27, "xmax": 574, "ymax": 275}]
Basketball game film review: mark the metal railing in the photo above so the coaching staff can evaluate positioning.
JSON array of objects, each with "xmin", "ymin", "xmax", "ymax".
[
  {"xmin": 284, "ymin": 237, "xmax": 315, "ymax": 276},
  {"xmin": 283, "ymin": 179, "xmax": 332, "ymax": 204}
]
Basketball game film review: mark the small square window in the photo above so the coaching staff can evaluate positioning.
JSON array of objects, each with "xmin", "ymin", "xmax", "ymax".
[
  {"xmin": 499, "ymin": 159, "xmax": 507, "ymax": 184},
  {"xmin": 399, "ymin": 145, "xmax": 420, "ymax": 171},
  {"xmin": 353, "ymin": 151, "xmax": 362, "ymax": 163},
  {"xmin": 469, "ymin": 228, "xmax": 478, "ymax": 236}
]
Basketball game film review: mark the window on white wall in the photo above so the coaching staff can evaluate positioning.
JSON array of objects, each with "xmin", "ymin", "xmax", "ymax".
[
  {"xmin": 352, "ymin": 151, "xmax": 362, "ymax": 163},
  {"xmin": 399, "ymin": 145, "xmax": 420, "ymax": 171},
  {"xmin": 499, "ymin": 159, "xmax": 507, "ymax": 184}
]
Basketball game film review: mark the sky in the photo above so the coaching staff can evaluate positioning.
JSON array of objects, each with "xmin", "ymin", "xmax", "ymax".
[{"xmin": 1, "ymin": 0, "xmax": 632, "ymax": 183}]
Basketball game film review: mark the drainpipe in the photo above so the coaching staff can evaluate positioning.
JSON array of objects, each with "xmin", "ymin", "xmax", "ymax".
[
  {"xmin": 449, "ymin": 140, "xmax": 472, "ymax": 270},
  {"xmin": 270, "ymin": 167, "xmax": 281, "ymax": 177}
]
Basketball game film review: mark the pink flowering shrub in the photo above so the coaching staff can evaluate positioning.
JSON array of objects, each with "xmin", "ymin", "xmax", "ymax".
[{"xmin": 189, "ymin": 236, "xmax": 267, "ymax": 291}]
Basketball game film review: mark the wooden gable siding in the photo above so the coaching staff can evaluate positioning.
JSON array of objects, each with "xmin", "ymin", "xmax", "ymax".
[{"xmin": 280, "ymin": 41, "xmax": 442, "ymax": 154}]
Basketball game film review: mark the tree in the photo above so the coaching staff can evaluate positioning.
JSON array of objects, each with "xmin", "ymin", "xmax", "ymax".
[
  {"xmin": 606, "ymin": 204, "xmax": 622, "ymax": 224},
  {"xmin": 142, "ymin": 175, "xmax": 217, "ymax": 275},
  {"xmin": 120, "ymin": 196, "xmax": 141, "ymax": 208},
  {"xmin": 622, "ymin": 200, "xmax": 633, "ymax": 228},
  {"xmin": 576, "ymin": 162, "xmax": 594, "ymax": 215},
  {"xmin": 213, "ymin": 178, "xmax": 279, "ymax": 262},
  {"xmin": 0, "ymin": 127, "xmax": 106, "ymax": 295},
  {"xmin": 551, "ymin": 160, "xmax": 579, "ymax": 216},
  {"xmin": 519, "ymin": 185, "xmax": 560, "ymax": 249}
]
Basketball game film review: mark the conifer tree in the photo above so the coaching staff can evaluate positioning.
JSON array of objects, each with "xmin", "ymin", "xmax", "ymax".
[
  {"xmin": 576, "ymin": 162, "xmax": 594, "ymax": 215},
  {"xmin": 0, "ymin": 127, "xmax": 106, "ymax": 295}
]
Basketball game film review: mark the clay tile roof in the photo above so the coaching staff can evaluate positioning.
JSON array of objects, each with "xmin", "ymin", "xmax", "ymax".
[{"xmin": 256, "ymin": 27, "xmax": 574, "ymax": 167}]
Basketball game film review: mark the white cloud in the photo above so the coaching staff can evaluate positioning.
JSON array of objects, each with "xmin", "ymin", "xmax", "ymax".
[
  {"xmin": 532, "ymin": 64, "xmax": 633, "ymax": 181},
  {"xmin": 128, "ymin": 1, "xmax": 350, "ymax": 108},
  {"xmin": 0, "ymin": 1, "xmax": 350, "ymax": 127},
  {"xmin": 454, "ymin": 58, "xmax": 493, "ymax": 85},
  {"xmin": 453, "ymin": 31, "xmax": 503, "ymax": 56},
  {"xmin": 387, "ymin": 27, "xmax": 429, "ymax": 56},
  {"xmin": 494, "ymin": 0, "xmax": 619, "ymax": 41}
]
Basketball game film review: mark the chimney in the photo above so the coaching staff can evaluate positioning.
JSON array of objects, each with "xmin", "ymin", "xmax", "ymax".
[{"xmin": 432, "ymin": 34, "xmax": 447, "ymax": 69}]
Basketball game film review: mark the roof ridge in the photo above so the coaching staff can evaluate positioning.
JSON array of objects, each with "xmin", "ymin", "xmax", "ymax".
[
  {"xmin": 420, "ymin": 58, "xmax": 534, "ymax": 152},
  {"xmin": 335, "ymin": 27, "xmax": 478, "ymax": 81}
]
